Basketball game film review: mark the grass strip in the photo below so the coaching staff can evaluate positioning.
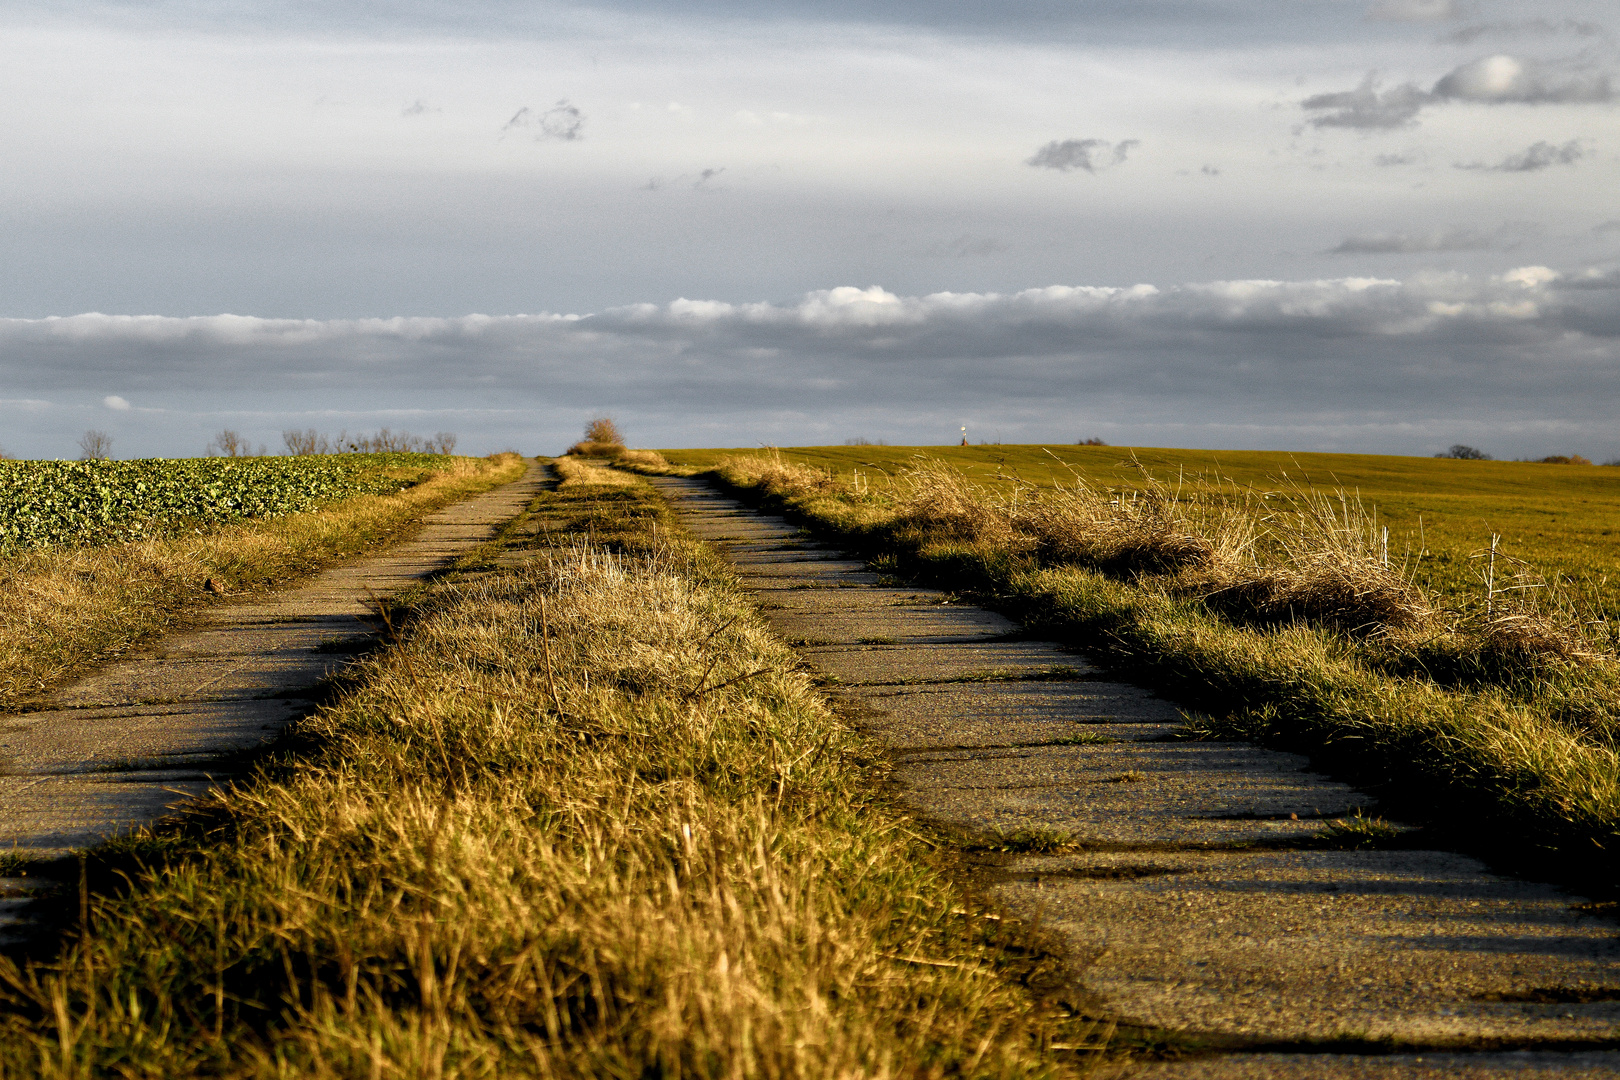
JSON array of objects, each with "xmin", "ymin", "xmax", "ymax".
[
  {"xmin": 670, "ymin": 454, "xmax": 1620, "ymax": 891},
  {"xmin": 0, "ymin": 468, "xmax": 1106, "ymax": 1077},
  {"xmin": 0, "ymin": 454, "xmax": 525, "ymax": 709}
]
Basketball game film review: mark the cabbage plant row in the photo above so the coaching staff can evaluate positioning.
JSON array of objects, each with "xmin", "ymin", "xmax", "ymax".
[{"xmin": 0, "ymin": 454, "xmax": 445, "ymax": 554}]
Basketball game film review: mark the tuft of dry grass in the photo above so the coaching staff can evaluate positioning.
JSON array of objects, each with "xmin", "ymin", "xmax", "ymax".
[
  {"xmin": 889, "ymin": 459, "xmax": 1018, "ymax": 544},
  {"xmin": 613, "ymin": 448, "xmax": 669, "ymax": 467},
  {"xmin": 0, "ymin": 476, "xmax": 1104, "ymax": 1078},
  {"xmin": 552, "ymin": 455, "xmax": 638, "ymax": 487},
  {"xmin": 1016, "ymin": 468, "xmax": 1243, "ymax": 580},
  {"xmin": 0, "ymin": 454, "xmax": 525, "ymax": 708}
]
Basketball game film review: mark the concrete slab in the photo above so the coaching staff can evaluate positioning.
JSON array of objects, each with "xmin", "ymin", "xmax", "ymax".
[
  {"xmin": 801, "ymin": 641, "xmax": 1101, "ymax": 685},
  {"xmin": 1133, "ymin": 1053, "xmax": 1620, "ymax": 1079},
  {"xmin": 1007, "ymin": 847, "xmax": 1620, "ymax": 1043}
]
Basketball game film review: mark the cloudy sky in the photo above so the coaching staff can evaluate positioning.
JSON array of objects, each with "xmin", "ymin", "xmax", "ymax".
[{"xmin": 1, "ymin": 0, "xmax": 1617, "ymax": 459}]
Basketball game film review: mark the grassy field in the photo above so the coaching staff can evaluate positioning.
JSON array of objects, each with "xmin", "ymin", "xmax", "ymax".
[
  {"xmin": 636, "ymin": 448, "xmax": 1620, "ymax": 892},
  {"xmin": 0, "ymin": 454, "xmax": 525, "ymax": 709},
  {"xmin": 657, "ymin": 446, "xmax": 1620, "ymax": 615},
  {"xmin": 0, "ymin": 461, "xmax": 1107, "ymax": 1078}
]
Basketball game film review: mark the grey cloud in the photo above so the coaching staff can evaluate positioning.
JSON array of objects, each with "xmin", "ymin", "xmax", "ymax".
[
  {"xmin": 1595, "ymin": 221, "xmax": 1620, "ymax": 235},
  {"xmin": 401, "ymin": 99, "xmax": 435, "ymax": 116},
  {"xmin": 1302, "ymin": 76, "xmax": 1430, "ymax": 129},
  {"xmin": 1329, "ymin": 227, "xmax": 1499, "ymax": 254},
  {"xmin": 1456, "ymin": 140, "xmax": 1584, "ymax": 172},
  {"xmin": 1441, "ymin": 20, "xmax": 1607, "ymax": 45},
  {"xmin": 1305, "ymin": 56, "xmax": 1614, "ymax": 130},
  {"xmin": 1374, "ymin": 152, "xmax": 1416, "ymax": 166},
  {"xmin": 1433, "ymin": 55, "xmax": 1613, "ymax": 104},
  {"xmin": 3, "ymin": 269, "xmax": 1617, "ymax": 461},
  {"xmin": 504, "ymin": 99, "xmax": 585, "ymax": 140},
  {"xmin": 1026, "ymin": 138, "xmax": 1139, "ymax": 173}
]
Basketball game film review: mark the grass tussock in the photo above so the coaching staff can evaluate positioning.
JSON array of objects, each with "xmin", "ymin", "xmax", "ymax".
[
  {"xmin": 552, "ymin": 455, "xmax": 639, "ymax": 488},
  {"xmin": 0, "ymin": 477, "xmax": 1102, "ymax": 1078},
  {"xmin": 0, "ymin": 454, "xmax": 524, "ymax": 708},
  {"xmin": 688, "ymin": 450, "xmax": 1620, "ymax": 888}
]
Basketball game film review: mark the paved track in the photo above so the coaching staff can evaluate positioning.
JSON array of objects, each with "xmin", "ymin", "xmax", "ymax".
[
  {"xmin": 649, "ymin": 475, "xmax": 1620, "ymax": 1079},
  {"xmin": 0, "ymin": 462, "xmax": 546, "ymax": 937}
]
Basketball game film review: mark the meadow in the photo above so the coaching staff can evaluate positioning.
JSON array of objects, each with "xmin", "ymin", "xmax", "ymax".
[
  {"xmin": 624, "ymin": 445, "xmax": 1620, "ymax": 890},
  {"xmin": 657, "ymin": 445, "xmax": 1620, "ymax": 616}
]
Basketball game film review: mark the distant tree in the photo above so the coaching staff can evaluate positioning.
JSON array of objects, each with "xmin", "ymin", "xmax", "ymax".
[
  {"xmin": 1535, "ymin": 454, "xmax": 1592, "ymax": 466},
  {"xmin": 428, "ymin": 432, "xmax": 458, "ymax": 455},
  {"xmin": 844, "ymin": 437, "xmax": 887, "ymax": 446},
  {"xmin": 1078, "ymin": 437, "xmax": 1108, "ymax": 446},
  {"xmin": 207, "ymin": 429, "xmax": 252, "ymax": 457},
  {"xmin": 78, "ymin": 429, "xmax": 113, "ymax": 460},
  {"xmin": 1436, "ymin": 444, "xmax": 1490, "ymax": 460},
  {"xmin": 584, "ymin": 417, "xmax": 624, "ymax": 446}
]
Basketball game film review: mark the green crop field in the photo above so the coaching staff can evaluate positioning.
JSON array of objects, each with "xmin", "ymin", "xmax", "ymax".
[
  {"xmin": 658, "ymin": 444, "xmax": 1620, "ymax": 614},
  {"xmin": 0, "ymin": 453, "xmax": 452, "ymax": 554}
]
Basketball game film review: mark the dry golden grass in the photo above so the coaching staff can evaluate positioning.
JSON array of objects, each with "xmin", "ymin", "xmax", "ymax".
[
  {"xmin": 613, "ymin": 448, "xmax": 669, "ymax": 468},
  {"xmin": 700, "ymin": 450, "xmax": 1620, "ymax": 884},
  {"xmin": 552, "ymin": 455, "xmax": 639, "ymax": 487},
  {"xmin": 0, "ymin": 454, "xmax": 525, "ymax": 708},
  {"xmin": 0, "ymin": 475, "xmax": 1104, "ymax": 1078}
]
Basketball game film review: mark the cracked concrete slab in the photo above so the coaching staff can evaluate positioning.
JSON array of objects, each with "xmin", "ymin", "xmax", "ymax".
[
  {"xmin": 0, "ymin": 461, "xmax": 546, "ymax": 868},
  {"xmin": 648, "ymin": 474, "xmax": 1620, "ymax": 1073}
]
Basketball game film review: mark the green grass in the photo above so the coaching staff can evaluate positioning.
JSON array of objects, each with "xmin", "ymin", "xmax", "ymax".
[
  {"xmin": 658, "ymin": 445, "xmax": 1620, "ymax": 615},
  {"xmin": 0, "ymin": 466, "xmax": 1106, "ymax": 1078}
]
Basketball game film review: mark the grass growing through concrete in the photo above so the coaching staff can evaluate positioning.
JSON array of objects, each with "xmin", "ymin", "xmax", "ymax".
[
  {"xmin": 0, "ymin": 467, "xmax": 1105, "ymax": 1078},
  {"xmin": 0, "ymin": 454, "xmax": 525, "ymax": 709},
  {"xmin": 652, "ymin": 450, "xmax": 1620, "ymax": 890}
]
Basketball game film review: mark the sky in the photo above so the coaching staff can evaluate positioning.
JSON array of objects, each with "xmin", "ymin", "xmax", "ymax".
[{"xmin": 1, "ymin": 0, "xmax": 1617, "ymax": 460}]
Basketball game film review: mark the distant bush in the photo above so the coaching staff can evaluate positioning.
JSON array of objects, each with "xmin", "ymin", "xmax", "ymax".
[
  {"xmin": 1078, "ymin": 437, "xmax": 1108, "ymax": 446},
  {"xmin": 1534, "ymin": 455, "xmax": 1592, "ymax": 466},
  {"xmin": 584, "ymin": 417, "xmax": 623, "ymax": 445},
  {"xmin": 1436, "ymin": 444, "xmax": 1491, "ymax": 460},
  {"xmin": 568, "ymin": 417, "xmax": 627, "ymax": 457}
]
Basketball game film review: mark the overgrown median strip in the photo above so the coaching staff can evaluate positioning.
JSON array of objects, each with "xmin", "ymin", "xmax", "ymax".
[
  {"xmin": 637, "ymin": 451, "xmax": 1620, "ymax": 890},
  {"xmin": 0, "ymin": 463, "xmax": 1104, "ymax": 1077}
]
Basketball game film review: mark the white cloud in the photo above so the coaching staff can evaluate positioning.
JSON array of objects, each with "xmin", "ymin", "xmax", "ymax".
[
  {"xmin": 3, "ymin": 268, "xmax": 1617, "ymax": 458},
  {"xmin": 103, "ymin": 394, "xmax": 131, "ymax": 410},
  {"xmin": 1026, "ymin": 138, "xmax": 1140, "ymax": 173}
]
